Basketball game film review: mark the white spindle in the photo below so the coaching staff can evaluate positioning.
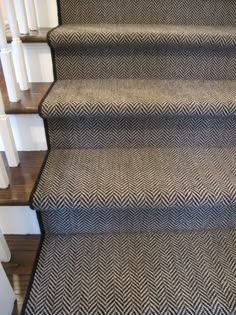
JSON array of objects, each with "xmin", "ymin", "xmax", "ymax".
[
  {"xmin": 0, "ymin": 153, "xmax": 9, "ymax": 188},
  {"xmin": 0, "ymin": 228, "xmax": 11, "ymax": 262},
  {"xmin": 4, "ymin": 0, "xmax": 29, "ymax": 91},
  {"xmin": 24, "ymin": 0, "xmax": 38, "ymax": 30},
  {"xmin": 0, "ymin": 8, "xmax": 20, "ymax": 102},
  {"xmin": 14, "ymin": 0, "xmax": 29, "ymax": 34},
  {"xmin": 0, "ymin": 263, "xmax": 16, "ymax": 315},
  {"xmin": 0, "ymin": 89, "xmax": 19, "ymax": 167}
]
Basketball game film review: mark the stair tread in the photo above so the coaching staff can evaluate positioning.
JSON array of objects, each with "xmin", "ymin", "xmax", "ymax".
[
  {"xmin": 32, "ymin": 147, "xmax": 236, "ymax": 212},
  {"xmin": 0, "ymin": 151, "xmax": 47, "ymax": 206},
  {"xmin": 41, "ymin": 79, "xmax": 236, "ymax": 118},
  {"xmin": 49, "ymin": 23, "xmax": 236, "ymax": 48},
  {"xmin": 23, "ymin": 228, "xmax": 236, "ymax": 315}
]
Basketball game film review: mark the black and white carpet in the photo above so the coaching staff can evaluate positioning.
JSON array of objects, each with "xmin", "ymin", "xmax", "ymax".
[
  {"xmin": 24, "ymin": 229, "xmax": 236, "ymax": 315},
  {"xmin": 22, "ymin": 0, "xmax": 236, "ymax": 314}
]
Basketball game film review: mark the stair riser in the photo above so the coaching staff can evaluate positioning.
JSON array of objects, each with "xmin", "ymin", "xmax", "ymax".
[
  {"xmin": 47, "ymin": 117, "xmax": 236, "ymax": 148},
  {"xmin": 54, "ymin": 46, "xmax": 236, "ymax": 80},
  {"xmin": 40, "ymin": 205, "xmax": 236, "ymax": 234},
  {"xmin": 58, "ymin": 0, "xmax": 236, "ymax": 25}
]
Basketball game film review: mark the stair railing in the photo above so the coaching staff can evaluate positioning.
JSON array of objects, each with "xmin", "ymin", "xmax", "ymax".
[
  {"xmin": 0, "ymin": 0, "xmax": 40, "ymax": 188},
  {"xmin": 0, "ymin": 7, "xmax": 20, "ymax": 102},
  {"xmin": 0, "ymin": 4, "xmax": 20, "ymax": 170}
]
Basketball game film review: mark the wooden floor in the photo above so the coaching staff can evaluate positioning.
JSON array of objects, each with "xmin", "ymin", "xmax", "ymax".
[
  {"xmin": 0, "ymin": 61, "xmax": 52, "ymax": 114},
  {"xmin": 2, "ymin": 235, "xmax": 40, "ymax": 315},
  {"xmin": 6, "ymin": 25, "xmax": 50, "ymax": 43},
  {"xmin": 0, "ymin": 151, "xmax": 47, "ymax": 206}
]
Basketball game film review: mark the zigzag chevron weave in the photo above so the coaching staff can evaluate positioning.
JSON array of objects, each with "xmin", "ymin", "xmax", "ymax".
[{"xmin": 22, "ymin": 0, "xmax": 236, "ymax": 314}]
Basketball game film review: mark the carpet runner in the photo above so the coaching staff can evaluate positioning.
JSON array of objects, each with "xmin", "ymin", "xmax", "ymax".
[{"xmin": 22, "ymin": 0, "xmax": 236, "ymax": 314}]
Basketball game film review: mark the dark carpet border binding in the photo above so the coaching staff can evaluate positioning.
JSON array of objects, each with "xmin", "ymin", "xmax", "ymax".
[
  {"xmin": 46, "ymin": 25, "xmax": 61, "ymax": 83},
  {"xmin": 21, "ymin": 90, "xmax": 52, "ymax": 315},
  {"xmin": 29, "ymin": 84, "xmax": 55, "ymax": 211},
  {"xmin": 29, "ymin": 24, "xmax": 60, "ymax": 211}
]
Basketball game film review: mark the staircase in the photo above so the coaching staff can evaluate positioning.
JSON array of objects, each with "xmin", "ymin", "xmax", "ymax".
[{"xmin": 22, "ymin": 0, "xmax": 236, "ymax": 314}]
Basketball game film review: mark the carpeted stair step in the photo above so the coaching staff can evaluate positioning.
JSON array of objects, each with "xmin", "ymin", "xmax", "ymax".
[
  {"xmin": 49, "ymin": 24, "xmax": 236, "ymax": 49},
  {"xmin": 41, "ymin": 79, "xmax": 236, "ymax": 118},
  {"xmin": 31, "ymin": 147, "xmax": 236, "ymax": 234},
  {"xmin": 23, "ymin": 228, "xmax": 236, "ymax": 315},
  {"xmin": 42, "ymin": 79, "xmax": 236, "ymax": 148},
  {"xmin": 22, "ymin": 0, "xmax": 236, "ymax": 313},
  {"xmin": 50, "ymin": 24, "xmax": 236, "ymax": 80},
  {"xmin": 58, "ymin": 0, "xmax": 236, "ymax": 26}
]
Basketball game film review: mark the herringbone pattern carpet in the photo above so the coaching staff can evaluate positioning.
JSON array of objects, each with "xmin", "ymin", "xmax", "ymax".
[
  {"xmin": 58, "ymin": 0, "xmax": 236, "ymax": 25},
  {"xmin": 23, "ymin": 0, "xmax": 236, "ymax": 314},
  {"xmin": 24, "ymin": 229, "xmax": 236, "ymax": 315},
  {"xmin": 36, "ymin": 147, "xmax": 236, "ymax": 212},
  {"xmin": 41, "ymin": 79, "xmax": 236, "ymax": 118}
]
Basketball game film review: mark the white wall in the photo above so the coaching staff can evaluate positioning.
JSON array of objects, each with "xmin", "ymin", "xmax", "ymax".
[
  {"xmin": 0, "ymin": 114, "xmax": 47, "ymax": 151},
  {"xmin": 23, "ymin": 43, "xmax": 54, "ymax": 82},
  {"xmin": 0, "ymin": 206, "xmax": 40, "ymax": 234},
  {"xmin": 6, "ymin": 43, "xmax": 54, "ymax": 83},
  {"xmin": 34, "ymin": 0, "xmax": 58, "ymax": 28}
]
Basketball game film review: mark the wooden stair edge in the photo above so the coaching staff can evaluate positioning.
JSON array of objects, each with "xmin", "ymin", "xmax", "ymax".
[
  {"xmin": 3, "ymin": 82, "xmax": 53, "ymax": 115},
  {"xmin": 0, "ymin": 151, "xmax": 47, "ymax": 206},
  {"xmin": 6, "ymin": 26, "xmax": 51, "ymax": 44}
]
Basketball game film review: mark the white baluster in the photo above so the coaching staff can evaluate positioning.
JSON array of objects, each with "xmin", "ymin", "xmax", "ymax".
[
  {"xmin": 24, "ymin": 0, "xmax": 38, "ymax": 30},
  {"xmin": 0, "ymin": 8, "xmax": 20, "ymax": 102},
  {"xmin": 4, "ymin": 0, "xmax": 29, "ymax": 91},
  {"xmin": 0, "ymin": 89, "xmax": 19, "ymax": 167},
  {"xmin": 0, "ymin": 153, "xmax": 9, "ymax": 188},
  {"xmin": 14, "ymin": 0, "xmax": 29, "ymax": 34},
  {"xmin": 0, "ymin": 228, "xmax": 11, "ymax": 262},
  {"xmin": 0, "ymin": 263, "xmax": 16, "ymax": 315}
]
